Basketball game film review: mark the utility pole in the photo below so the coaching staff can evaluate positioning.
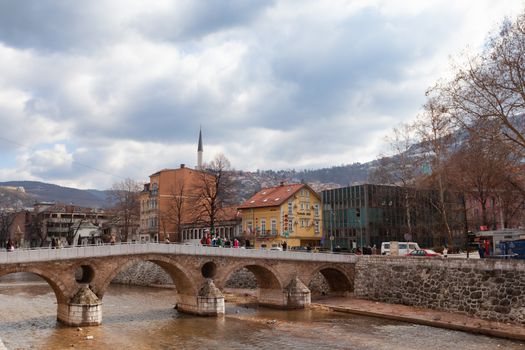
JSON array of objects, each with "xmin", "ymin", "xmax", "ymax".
[{"xmin": 357, "ymin": 207, "xmax": 362, "ymax": 248}]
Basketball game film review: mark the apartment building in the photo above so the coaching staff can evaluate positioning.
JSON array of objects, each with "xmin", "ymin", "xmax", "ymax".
[{"xmin": 139, "ymin": 164, "xmax": 211, "ymax": 242}]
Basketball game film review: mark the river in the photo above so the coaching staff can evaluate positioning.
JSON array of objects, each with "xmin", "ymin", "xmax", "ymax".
[{"xmin": 0, "ymin": 273, "xmax": 523, "ymax": 350}]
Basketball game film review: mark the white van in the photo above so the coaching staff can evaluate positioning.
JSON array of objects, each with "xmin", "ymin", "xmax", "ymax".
[{"xmin": 381, "ymin": 241, "xmax": 420, "ymax": 256}]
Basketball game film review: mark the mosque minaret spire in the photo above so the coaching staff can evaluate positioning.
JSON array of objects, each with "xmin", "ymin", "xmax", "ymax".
[{"xmin": 197, "ymin": 127, "xmax": 203, "ymax": 170}]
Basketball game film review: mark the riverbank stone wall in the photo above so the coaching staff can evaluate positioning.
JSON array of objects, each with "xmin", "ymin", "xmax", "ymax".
[{"xmin": 354, "ymin": 256, "xmax": 525, "ymax": 324}]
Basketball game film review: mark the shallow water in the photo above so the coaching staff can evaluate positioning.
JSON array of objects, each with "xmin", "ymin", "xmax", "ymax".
[{"xmin": 0, "ymin": 273, "xmax": 524, "ymax": 350}]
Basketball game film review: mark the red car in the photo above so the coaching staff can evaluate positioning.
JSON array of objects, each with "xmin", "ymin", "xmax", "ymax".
[{"xmin": 406, "ymin": 249, "xmax": 442, "ymax": 257}]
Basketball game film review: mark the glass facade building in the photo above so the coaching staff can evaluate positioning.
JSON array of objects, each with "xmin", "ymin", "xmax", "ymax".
[{"xmin": 322, "ymin": 184, "xmax": 466, "ymax": 250}]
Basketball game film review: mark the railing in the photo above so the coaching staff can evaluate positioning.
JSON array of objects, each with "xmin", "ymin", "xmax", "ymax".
[{"xmin": 0, "ymin": 242, "xmax": 357, "ymax": 264}]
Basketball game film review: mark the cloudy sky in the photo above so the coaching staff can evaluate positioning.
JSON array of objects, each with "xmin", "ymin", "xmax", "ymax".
[{"xmin": 0, "ymin": 0, "xmax": 523, "ymax": 189}]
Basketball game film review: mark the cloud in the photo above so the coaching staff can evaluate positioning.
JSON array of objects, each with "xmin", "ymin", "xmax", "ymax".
[
  {"xmin": 26, "ymin": 144, "xmax": 73, "ymax": 177},
  {"xmin": 133, "ymin": 0, "xmax": 274, "ymax": 42},
  {"xmin": 0, "ymin": 0, "xmax": 523, "ymax": 189}
]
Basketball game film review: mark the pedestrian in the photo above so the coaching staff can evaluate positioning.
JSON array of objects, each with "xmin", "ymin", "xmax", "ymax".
[
  {"xmin": 443, "ymin": 246, "xmax": 448, "ymax": 258},
  {"xmin": 478, "ymin": 242, "xmax": 485, "ymax": 259},
  {"xmin": 51, "ymin": 238, "xmax": 57, "ymax": 249},
  {"xmin": 211, "ymin": 236, "xmax": 217, "ymax": 247},
  {"xmin": 282, "ymin": 240, "xmax": 287, "ymax": 251},
  {"xmin": 206, "ymin": 235, "xmax": 211, "ymax": 246},
  {"xmin": 233, "ymin": 238, "xmax": 239, "ymax": 248},
  {"xmin": 484, "ymin": 239, "xmax": 490, "ymax": 257}
]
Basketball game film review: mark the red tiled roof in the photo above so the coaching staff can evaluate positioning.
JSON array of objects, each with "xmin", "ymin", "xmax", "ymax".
[{"xmin": 238, "ymin": 183, "xmax": 305, "ymax": 209}]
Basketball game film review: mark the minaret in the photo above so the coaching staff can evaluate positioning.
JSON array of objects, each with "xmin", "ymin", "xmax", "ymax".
[{"xmin": 197, "ymin": 127, "xmax": 203, "ymax": 170}]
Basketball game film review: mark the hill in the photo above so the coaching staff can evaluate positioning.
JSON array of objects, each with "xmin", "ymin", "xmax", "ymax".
[
  {"xmin": 0, "ymin": 161, "xmax": 377, "ymax": 209},
  {"xmin": 0, "ymin": 181, "xmax": 109, "ymax": 208}
]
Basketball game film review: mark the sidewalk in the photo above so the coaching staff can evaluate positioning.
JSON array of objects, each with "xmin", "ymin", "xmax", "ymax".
[{"xmin": 312, "ymin": 297, "xmax": 525, "ymax": 342}]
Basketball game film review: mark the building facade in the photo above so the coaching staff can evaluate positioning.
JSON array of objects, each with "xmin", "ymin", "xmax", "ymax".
[
  {"xmin": 29, "ymin": 203, "xmax": 111, "ymax": 247},
  {"xmin": 180, "ymin": 206, "xmax": 242, "ymax": 243},
  {"xmin": 139, "ymin": 164, "xmax": 208, "ymax": 242},
  {"xmin": 238, "ymin": 183, "xmax": 323, "ymax": 249},
  {"xmin": 322, "ymin": 184, "xmax": 466, "ymax": 250}
]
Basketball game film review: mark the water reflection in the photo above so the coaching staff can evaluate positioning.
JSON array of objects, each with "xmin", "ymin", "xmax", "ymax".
[{"xmin": 0, "ymin": 273, "xmax": 523, "ymax": 350}]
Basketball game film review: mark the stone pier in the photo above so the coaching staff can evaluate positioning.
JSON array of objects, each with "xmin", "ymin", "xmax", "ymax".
[
  {"xmin": 176, "ymin": 279, "xmax": 225, "ymax": 316},
  {"xmin": 258, "ymin": 277, "xmax": 311, "ymax": 309},
  {"xmin": 57, "ymin": 286, "xmax": 102, "ymax": 326},
  {"xmin": 284, "ymin": 276, "xmax": 311, "ymax": 308}
]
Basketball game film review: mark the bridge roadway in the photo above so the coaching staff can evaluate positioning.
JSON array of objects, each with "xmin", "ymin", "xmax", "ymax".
[{"xmin": 0, "ymin": 243, "xmax": 356, "ymax": 327}]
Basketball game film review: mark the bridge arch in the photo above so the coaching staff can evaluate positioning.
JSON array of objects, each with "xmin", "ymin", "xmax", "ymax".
[
  {"xmin": 0, "ymin": 267, "xmax": 69, "ymax": 303},
  {"xmin": 215, "ymin": 261, "xmax": 283, "ymax": 290},
  {"xmin": 306, "ymin": 264, "xmax": 353, "ymax": 293},
  {"xmin": 95, "ymin": 255, "xmax": 198, "ymax": 298}
]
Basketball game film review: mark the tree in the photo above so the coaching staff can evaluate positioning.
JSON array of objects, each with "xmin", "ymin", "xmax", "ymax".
[
  {"xmin": 0, "ymin": 210, "xmax": 15, "ymax": 246},
  {"xmin": 29, "ymin": 212, "xmax": 46, "ymax": 247},
  {"xmin": 191, "ymin": 153, "xmax": 236, "ymax": 235},
  {"xmin": 447, "ymin": 133, "xmax": 517, "ymax": 230},
  {"xmin": 161, "ymin": 181, "xmax": 187, "ymax": 242},
  {"xmin": 63, "ymin": 206, "xmax": 84, "ymax": 246},
  {"xmin": 369, "ymin": 123, "xmax": 421, "ymax": 240},
  {"xmin": 436, "ymin": 13, "xmax": 525, "ymax": 157},
  {"xmin": 495, "ymin": 178, "xmax": 525, "ymax": 229},
  {"xmin": 107, "ymin": 178, "xmax": 141, "ymax": 242},
  {"xmin": 415, "ymin": 97, "xmax": 458, "ymax": 247}
]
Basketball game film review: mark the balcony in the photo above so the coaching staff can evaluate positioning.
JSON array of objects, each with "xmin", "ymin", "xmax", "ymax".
[{"xmin": 257, "ymin": 230, "xmax": 279, "ymax": 237}]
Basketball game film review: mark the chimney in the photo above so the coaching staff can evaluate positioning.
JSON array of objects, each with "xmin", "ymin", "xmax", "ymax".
[{"xmin": 180, "ymin": 164, "xmax": 185, "ymax": 169}]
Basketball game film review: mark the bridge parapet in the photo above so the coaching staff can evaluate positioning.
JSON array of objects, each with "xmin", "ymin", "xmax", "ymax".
[{"xmin": 0, "ymin": 243, "xmax": 357, "ymax": 264}]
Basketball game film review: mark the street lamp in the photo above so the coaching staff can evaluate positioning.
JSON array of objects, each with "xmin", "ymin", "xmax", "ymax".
[{"xmin": 329, "ymin": 206, "xmax": 335, "ymax": 252}]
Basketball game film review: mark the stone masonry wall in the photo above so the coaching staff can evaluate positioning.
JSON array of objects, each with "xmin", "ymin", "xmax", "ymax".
[
  {"xmin": 113, "ymin": 262, "xmax": 329, "ymax": 294},
  {"xmin": 112, "ymin": 261, "xmax": 174, "ymax": 287},
  {"xmin": 354, "ymin": 256, "xmax": 525, "ymax": 324}
]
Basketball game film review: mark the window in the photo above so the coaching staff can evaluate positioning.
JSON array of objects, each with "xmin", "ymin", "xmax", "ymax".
[
  {"xmin": 246, "ymin": 221, "xmax": 253, "ymax": 233},
  {"xmin": 314, "ymin": 204, "xmax": 319, "ymax": 218},
  {"xmin": 314, "ymin": 220, "xmax": 320, "ymax": 234},
  {"xmin": 271, "ymin": 219, "xmax": 277, "ymax": 235},
  {"xmin": 288, "ymin": 201, "xmax": 293, "ymax": 214},
  {"xmin": 261, "ymin": 219, "xmax": 266, "ymax": 235}
]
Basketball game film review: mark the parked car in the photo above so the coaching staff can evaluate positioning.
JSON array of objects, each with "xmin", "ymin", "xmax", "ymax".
[
  {"xmin": 269, "ymin": 244, "xmax": 283, "ymax": 251},
  {"xmin": 406, "ymin": 249, "xmax": 442, "ymax": 257},
  {"xmin": 289, "ymin": 246, "xmax": 310, "ymax": 252}
]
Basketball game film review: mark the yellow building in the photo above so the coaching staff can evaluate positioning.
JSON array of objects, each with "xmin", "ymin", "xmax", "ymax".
[{"xmin": 238, "ymin": 183, "xmax": 322, "ymax": 249}]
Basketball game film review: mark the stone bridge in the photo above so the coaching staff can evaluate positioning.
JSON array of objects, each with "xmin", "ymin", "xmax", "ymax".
[{"xmin": 0, "ymin": 244, "xmax": 356, "ymax": 326}]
